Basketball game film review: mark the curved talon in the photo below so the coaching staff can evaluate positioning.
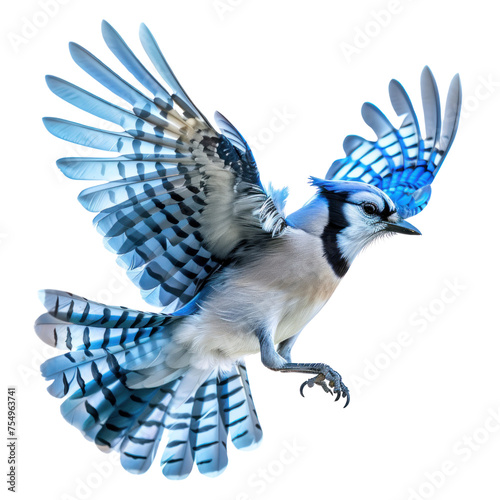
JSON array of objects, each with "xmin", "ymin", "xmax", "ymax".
[
  {"xmin": 319, "ymin": 380, "xmax": 332, "ymax": 395},
  {"xmin": 298, "ymin": 370, "xmax": 350, "ymax": 407},
  {"xmin": 343, "ymin": 391, "xmax": 350, "ymax": 408},
  {"xmin": 299, "ymin": 380, "xmax": 308, "ymax": 397}
]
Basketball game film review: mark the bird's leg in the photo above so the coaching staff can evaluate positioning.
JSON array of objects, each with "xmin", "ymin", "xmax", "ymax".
[
  {"xmin": 258, "ymin": 330, "xmax": 350, "ymax": 407},
  {"xmin": 277, "ymin": 332, "xmax": 301, "ymax": 363}
]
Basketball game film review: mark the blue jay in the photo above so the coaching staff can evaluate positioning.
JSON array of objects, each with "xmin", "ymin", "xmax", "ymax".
[{"xmin": 36, "ymin": 21, "xmax": 462, "ymax": 479}]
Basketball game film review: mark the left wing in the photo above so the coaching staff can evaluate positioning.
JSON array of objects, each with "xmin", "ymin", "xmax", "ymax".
[
  {"xmin": 43, "ymin": 21, "xmax": 287, "ymax": 311},
  {"xmin": 326, "ymin": 67, "xmax": 462, "ymax": 218}
]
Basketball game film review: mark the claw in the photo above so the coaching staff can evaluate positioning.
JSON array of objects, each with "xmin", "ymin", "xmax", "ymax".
[
  {"xmin": 319, "ymin": 380, "xmax": 332, "ymax": 395},
  {"xmin": 298, "ymin": 370, "xmax": 350, "ymax": 407},
  {"xmin": 343, "ymin": 390, "xmax": 350, "ymax": 408},
  {"xmin": 300, "ymin": 375, "xmax": 322, "ymax": 397},
  {"xmin": 299, "ymin": 380, "xmax": 309, "ymax": 397}
]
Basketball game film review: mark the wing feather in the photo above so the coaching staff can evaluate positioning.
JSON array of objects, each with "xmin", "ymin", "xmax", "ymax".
[
  {"xmin": 45, "ymin": 21, "xmax": 287, "ymax": 310},
  {"xmin": 327, "ymin": 67, "xmax": 461, "ymax": 218}
]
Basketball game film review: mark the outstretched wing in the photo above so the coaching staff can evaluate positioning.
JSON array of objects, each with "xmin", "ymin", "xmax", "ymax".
[
  {"xmin": 44, "ymin": 21, "xmax": 287, "ymax": 311},
  {"xmin": 326, "ymin": 67, "xmax": 462, "ymax": 218}
]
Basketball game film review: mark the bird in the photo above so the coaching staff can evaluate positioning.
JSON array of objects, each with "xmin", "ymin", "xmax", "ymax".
[{"xmin": 36, "ymin": 20, "xmax": 462, "ymax": 480}]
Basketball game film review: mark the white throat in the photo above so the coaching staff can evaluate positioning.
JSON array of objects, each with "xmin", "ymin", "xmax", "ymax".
[{"xmin": 336, "ymin": 203, "xmax": 381, "ymax": 264}]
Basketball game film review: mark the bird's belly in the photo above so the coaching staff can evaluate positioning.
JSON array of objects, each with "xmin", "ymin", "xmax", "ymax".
[
  {"xmin": 273, "ymin": 294, "xmax": 330, "ymax": 345},
  {"xmin": 172, "ymin": 230, "xmax": 340, "ymax": 369},
  {"xmin": 174, "ymin": 272, "xmax": 337, "ymax": 369}
]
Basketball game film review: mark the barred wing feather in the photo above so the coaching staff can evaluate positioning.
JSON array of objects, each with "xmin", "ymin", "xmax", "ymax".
[
  {"xmin": 327, "ymin": 67, "xmax": 461, "ymax": 218},
  {"xmin": 44, "ymin": 21, "xmax": 287, "ymax": 311}
]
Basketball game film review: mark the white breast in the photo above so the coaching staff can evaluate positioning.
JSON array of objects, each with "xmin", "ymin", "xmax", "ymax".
[{"xmin": 171, "ymin": 229, "xmax": 340, "ymax": 370}]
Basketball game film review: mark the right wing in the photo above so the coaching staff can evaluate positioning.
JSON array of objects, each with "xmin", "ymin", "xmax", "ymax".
[
  {"xmin": 43, "ymin": 21, "xmax": 287, "ymax": 311},
  {"xmin": 326, "ymin": 67, "xmax": 461, "ymax": 219}
]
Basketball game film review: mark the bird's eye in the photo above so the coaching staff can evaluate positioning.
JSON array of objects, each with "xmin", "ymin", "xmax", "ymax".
[{"xmin": 362, "ymin": 202, "xmax": 377, "ymax": 216}]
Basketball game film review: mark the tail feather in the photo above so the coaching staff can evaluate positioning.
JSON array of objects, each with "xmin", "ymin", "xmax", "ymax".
[
  {"xmin": 61, "ymin": 378, "xmax": 131, "ymax": 437},
  {"xmin": 41, "ymin": 349, "xmax": 125, "ymax": 398},
  {"xmin": 36, "ymin": 290, "xmax": 263, "ymax": 479},
  {"xmin": 191, "ymin": 375, "xmax": 228, "ymax": 477},
  {"xmin": 35, "ymin": 313, "xmax": 163, "ymax": 350},
  {"xmin": 95, "ymin": 386, "xmax": 160, "ymax": 450},
  {"xmin": 41, "ymin": 339, "xmax": 167, "ymax": 398},
  {"xmin": 38, "ymin": 289, "xmax": 171, "ymax": 329},
  {"xmin": 219, "ymin": 363, "xmax": 263, "ymax": 450},
  {"xmin": 120, "ymin": 381, "xmax": 179, "ymax": 473},
  {"xmin": 161, "ymin": 399, "xmax": 196, "ymax": 479}
]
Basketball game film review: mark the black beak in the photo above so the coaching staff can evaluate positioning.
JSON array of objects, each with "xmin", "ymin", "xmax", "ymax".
[{"xmin": 385, "ymin": 220, "xmax": 422, "ymax": 236}]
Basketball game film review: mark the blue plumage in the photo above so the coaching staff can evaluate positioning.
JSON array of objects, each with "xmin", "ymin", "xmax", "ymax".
[
  {"xmin": 327, "ymin": 66, "xmax": 461, "ymax": 218},
  {"xmin": 38, "ymin": 21, "xmax": 461, "ymax": 479},
  {"xmin": 36, "ymin": 290, "xmax": 262, "ymax": 478}
]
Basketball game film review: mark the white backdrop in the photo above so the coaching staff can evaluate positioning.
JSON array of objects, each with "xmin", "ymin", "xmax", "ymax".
[{"xmin": 2, "ymin": 1, "xmax": 500, "ymax": 499}]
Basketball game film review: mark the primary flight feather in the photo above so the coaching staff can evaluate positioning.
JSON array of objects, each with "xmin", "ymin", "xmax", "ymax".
[{"xmin": 36, "ymin": 21, "xmax": 461, "ymax": 479}]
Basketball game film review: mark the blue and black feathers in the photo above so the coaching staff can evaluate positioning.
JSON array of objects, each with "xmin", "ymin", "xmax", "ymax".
[
  {"xmin": 38, "ymin": 20, "xmax": 461, "ymax": 481},
  {"xmin": 36, "ymin": 290, "xmax": 263, "ymax": 478},
  {"xmin": 327, "ymin": 66, "xmax": 462, "ymax": 219},
  {"xmin": 44, "ymin": 20, "xmax": 286, "ymax": 312}
]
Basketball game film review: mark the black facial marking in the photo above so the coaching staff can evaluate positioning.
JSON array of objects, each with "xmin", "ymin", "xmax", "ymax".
[
  {"xmin": 379, "ymin": 198, "xmax": 394, "ymax": 220},
  {"xmin": 319, "ymin": 190, "xmax": 350, "ymax": 278}
]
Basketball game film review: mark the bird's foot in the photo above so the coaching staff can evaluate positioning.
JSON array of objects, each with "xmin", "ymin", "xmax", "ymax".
[{"xmin": 299, "ymin": 368, "xmax": 350, "ymax": 407}]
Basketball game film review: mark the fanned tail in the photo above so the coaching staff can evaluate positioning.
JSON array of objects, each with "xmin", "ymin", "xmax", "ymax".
[
  {"xmin": 161, "ymin": 362, "xmax": 263, "ymax": 479},
  {"xmin": 36, "ymin": 290, "xmax": 262, "ymax": 478}
]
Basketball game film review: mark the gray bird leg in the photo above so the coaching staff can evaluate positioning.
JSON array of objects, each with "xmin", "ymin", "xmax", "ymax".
[
  {"xmin": 258, "ymin": 330, "xmax": 350, "ymax": 407},
  {"xmin": 277, "ymin": 332, "xmax": 301, "ymax": 363}
]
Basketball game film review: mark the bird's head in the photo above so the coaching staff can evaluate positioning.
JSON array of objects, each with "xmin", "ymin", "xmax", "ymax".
[{"xmin": 308, "ymin": 178, "xmax": 421, "ymax": 276}]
